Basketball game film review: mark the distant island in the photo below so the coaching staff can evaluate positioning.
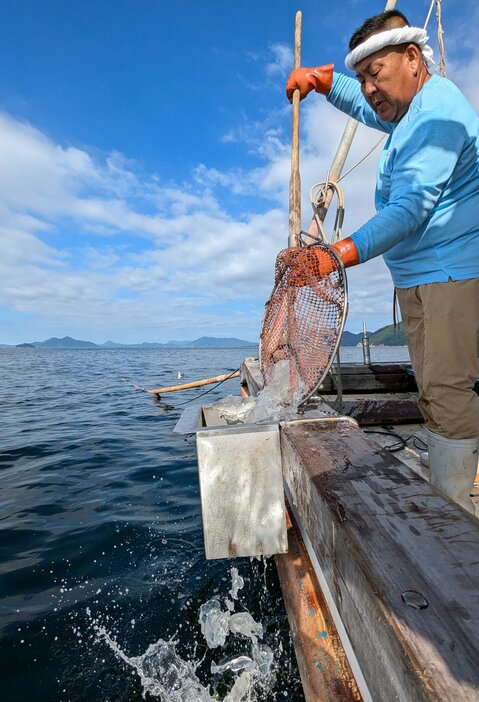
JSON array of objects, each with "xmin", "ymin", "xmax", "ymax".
[
  {"xmin": 2, "ymin": 324, "xmax": 407, "ymax": 349},
  {"xmin": 1, "ymin": 336, "xmax": 259, "ymax": 349},
  {"xmin": 342, "ymin": 323, "xmax": 406, "ymax": 347}
]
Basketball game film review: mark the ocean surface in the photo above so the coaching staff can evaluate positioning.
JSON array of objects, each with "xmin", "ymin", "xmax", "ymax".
[{"xmin": 0, "ymin": 345, "xmax": 410, "ymax": 702}]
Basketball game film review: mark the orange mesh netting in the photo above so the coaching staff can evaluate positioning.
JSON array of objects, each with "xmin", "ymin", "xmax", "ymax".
[{"xmin": 260, "ymin": 243, "xmax": 347, "ymax": 405}]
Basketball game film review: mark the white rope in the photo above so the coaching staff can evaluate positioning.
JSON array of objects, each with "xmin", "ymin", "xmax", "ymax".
[
  {"xmin": 435, "ymin": 0, "xmax": 446, "ymax": 77},
  {"xmin": 338, "ymin": 135, "xmax": 386, "ymax": 182},
  {"xmin": 424, "ymin": 0, "xmax": 446, "ymax": 76},
  {"xmin": 306, "ymin": 176, "xmax": 346, "ymax": 245}
]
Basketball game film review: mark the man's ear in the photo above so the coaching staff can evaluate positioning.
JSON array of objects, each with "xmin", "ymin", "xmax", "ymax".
[{"xmin": 405, "ymin": 44, "xmax": 423, "ymax": 75}]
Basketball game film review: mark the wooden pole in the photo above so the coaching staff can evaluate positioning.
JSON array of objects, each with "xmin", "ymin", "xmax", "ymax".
[
  {"xmin": 147, "ymin": 371, "xmax": 240, "ymax": 396},
  {"xmin": 288, "ymin": 10, "xmax": 302, "ymax": 247},
  {"xmin": 310, "ymin": 0, "xmax": 397, "ymax": 229}
]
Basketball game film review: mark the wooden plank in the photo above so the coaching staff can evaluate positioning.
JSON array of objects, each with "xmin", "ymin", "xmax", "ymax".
[
  {"xmin": 240, "ymin": 357, "xmax": 418, "ymax": 396},
  {"xmin": 336, "ymin": 394, "xmax": 423, "ymax": 425},
  {"xmin": 240, "ymin": 356, "xmax": 264, "ymax": 396},
  {"xmin": 280, "ymin": 418, "xmax": 479, "ymax": 702},
  {"xmin": 275, "ymin": 507, "xmax": 363, "ymax": 702},
  {"xmin": 239, "ymin": 364, "xmax": 366, "ymax": 700},
  {"xmin": 319, "ymin": 363, "xmax": 417, "ymax": 394}
]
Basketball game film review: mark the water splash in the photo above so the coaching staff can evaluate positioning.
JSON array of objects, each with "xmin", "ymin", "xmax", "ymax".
[
  {"xmin": 93, "ymin": 624, "xmax": 212, "ymax": 701},
  {"xmin": 211, "ymin": 656, "xmax": 256, "ymax": 675},
  {"xmin": 228, "ymin": 612, "xmax": 263, "ymax": 641},
  {"xmin": 199, "ymin": 599, "xmax": 230, "ymax": 649},
  {"xmin": 87, "ymin": 566, "xmax": 277, "ymax": 701},
  {"xmin": 229, "ymin": 567, "xmax": 244, "ymax": 601}
]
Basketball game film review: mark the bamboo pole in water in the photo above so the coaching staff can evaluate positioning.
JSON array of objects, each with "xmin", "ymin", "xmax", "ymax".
[{"xmin": 147, "ymin": 371, "xmax": 240, "ymax": 396}]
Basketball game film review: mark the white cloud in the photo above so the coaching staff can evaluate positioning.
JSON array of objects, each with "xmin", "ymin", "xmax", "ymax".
[
  {"xmin": 265, "ymin": 43, "xmax": 294, "ymax": 77},
  {"xmin": 0, "ymin": 112, "xmax": 289, "ymax": 342},
  {"xmin": 2, "ymin": 21, "xmax": 478, "ymax": 344},
  {"xmin": 0, "ymin": 101, "xmax": 398, "ymax": 343}
]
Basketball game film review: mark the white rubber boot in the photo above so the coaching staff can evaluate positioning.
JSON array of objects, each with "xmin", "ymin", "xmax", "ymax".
[
  {"xmin": 420, "ymin": 451, "xmax": 429, "ymax": 468},
  {"xmin": 426, "ymin": 428, "xmax": 478, "ymax": 514}
]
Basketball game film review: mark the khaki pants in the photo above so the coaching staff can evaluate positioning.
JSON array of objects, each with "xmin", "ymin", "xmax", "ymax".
[{"xmin": 396, "ymin": 279, "xmax": 479, "ymax": 439}]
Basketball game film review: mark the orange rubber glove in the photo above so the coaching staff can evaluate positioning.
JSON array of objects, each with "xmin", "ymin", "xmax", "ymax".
[
  {"xmin": 286, "ymin": 64, "xmax": 334, "ymax": 103},
  {"xmin": 332, "ymin": 237, "xmax": 360, "ymax": 268},
  {"xmin": 288, "ymin": 238, "xmax": 360, "ymax": 287}
]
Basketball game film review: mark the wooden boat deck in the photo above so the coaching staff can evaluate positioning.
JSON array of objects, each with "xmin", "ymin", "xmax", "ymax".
[{"xmin": 239, "ymin": 357, "xmax": 479, "ymax": 701}]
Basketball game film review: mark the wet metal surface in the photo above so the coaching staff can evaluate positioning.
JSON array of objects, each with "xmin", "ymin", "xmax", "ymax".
[{"xmin": 196, "ymin": 424, "xmax": 287, "ymax": 559}]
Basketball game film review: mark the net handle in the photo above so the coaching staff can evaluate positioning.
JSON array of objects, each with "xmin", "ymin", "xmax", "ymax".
[{"xmin": 288, "ymin": 11, "xmax": 302, "ymax": 247}]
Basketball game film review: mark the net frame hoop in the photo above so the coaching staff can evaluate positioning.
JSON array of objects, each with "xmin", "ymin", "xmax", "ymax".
[
  {"xmin": 297, "ymin": 242, "xmax": 348, "ymax": 406},
  {"xmin": 259, "ymin": 241, "xmax": 348, "ymax": 406}
]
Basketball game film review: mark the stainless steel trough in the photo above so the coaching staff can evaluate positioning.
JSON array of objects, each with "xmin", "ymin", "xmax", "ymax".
[{"xmin": 196, "ymin": 423, "xmax": 287, "ymax": 560}]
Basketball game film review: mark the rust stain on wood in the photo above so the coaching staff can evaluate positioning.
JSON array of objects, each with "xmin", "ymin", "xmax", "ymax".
[
  {"xmin": 280, "ymin": 418, "xmax": 479, "ymax": 701},
  {"xmin": 275, "ymin": 508, "xmax": 363, "ymax": 702}
]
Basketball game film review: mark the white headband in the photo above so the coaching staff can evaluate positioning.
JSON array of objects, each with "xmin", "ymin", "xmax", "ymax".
[{"xmin": 345, "ymin": 26, "xmax": 434, "ymax": 70}]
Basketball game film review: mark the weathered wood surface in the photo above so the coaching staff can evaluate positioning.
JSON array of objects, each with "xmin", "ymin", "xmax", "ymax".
[
  {"xmin": 280, "ymin": 418, "xmax": 479, "ymax": 702},
  {"xmin": 320, "ymin": 363, "xmax": 417, "ymax": 394},
  {"xmin": 275, "ymin": 508, "xmax": 363, "ymax": 702},
  {"xmin": 147, "ymin": 371, "xmax": 240, "ymax": 395},
  {"xmin": 288, "ymin": 10, "xmax": 302, "ymax": 247},
  {"xmin": 337, "ymin": 393, "xmax": 423, "ymax": 425},
  {"xmin": 240, "ymin": 357, "xmax": 418, "ymax": 397},
  {"xmin": 240, "ymin": 356, "xmax": 264, "ymax": 396}
]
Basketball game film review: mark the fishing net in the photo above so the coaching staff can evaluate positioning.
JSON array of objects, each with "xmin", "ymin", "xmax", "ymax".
[{"xmin": 260, "ymin": 243, "xmax": 347, "ymax": 405}]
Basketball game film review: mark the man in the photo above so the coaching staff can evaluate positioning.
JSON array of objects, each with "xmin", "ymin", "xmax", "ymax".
[{"xmin": 286, "ymin": 10, "xmax": 479, "ymax": 514}]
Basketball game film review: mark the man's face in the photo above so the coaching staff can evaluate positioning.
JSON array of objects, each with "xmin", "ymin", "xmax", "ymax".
[{"xmin": 354, "ymin": 45, "xmax": 421, "ymax": 123}]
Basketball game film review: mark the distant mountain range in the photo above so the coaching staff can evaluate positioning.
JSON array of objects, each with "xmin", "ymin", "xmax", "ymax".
[
  {"xmin": 1, "ymin": 335, "xmax": 259, "ymax": 349},
  {"xmin": 342, "ymin": 323, "xmax": 406, "ymax": 347},
  {"xmin": 2, "ymin": 325, "xmax": 407, "ymax": 349}
]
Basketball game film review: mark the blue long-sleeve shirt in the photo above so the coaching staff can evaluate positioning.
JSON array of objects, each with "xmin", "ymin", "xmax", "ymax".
[{"xmin": 327, "ymin": 72, "xmax": 479, "ymax": 287}]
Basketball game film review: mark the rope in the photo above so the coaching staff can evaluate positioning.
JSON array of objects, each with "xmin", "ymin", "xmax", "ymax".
[
  {"xmin": 363, "ymin": 428, "xmax": 427, "ymax": 453},
  {"xmin": 306, "ymin": 177, "xmax": 346, "ymax": 244},
  {"xmin": 121, "ymin": 378, "xmax": 148, "ymax": 392},
  {"xmin": 328, "ymin": 350, "xmax": 344, "ymax": 413},
  {"xmin": 337, "ymin": 135, "xmax": 386, "ymax": 182},
  {"xmin": 435, "ymin": 0, "xmax": 446, "ymax": 77},
  {"xmin": 424, "ymin": 0, "xmax": 446, "ymax": 76}
]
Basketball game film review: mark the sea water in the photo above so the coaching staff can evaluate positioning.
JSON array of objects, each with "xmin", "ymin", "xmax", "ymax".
[
  {"xmin": 0, "ymin": 345, "xmax": 410, "ymax": 701},
  {"xmin": 88, "ymin": 568, "xmax": 274, "ymax": 701}
]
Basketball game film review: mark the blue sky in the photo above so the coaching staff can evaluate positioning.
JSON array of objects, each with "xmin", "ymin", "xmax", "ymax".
[{"xmin": 1, "ymin": 0, "xmax": 477, "ymax": 344}]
